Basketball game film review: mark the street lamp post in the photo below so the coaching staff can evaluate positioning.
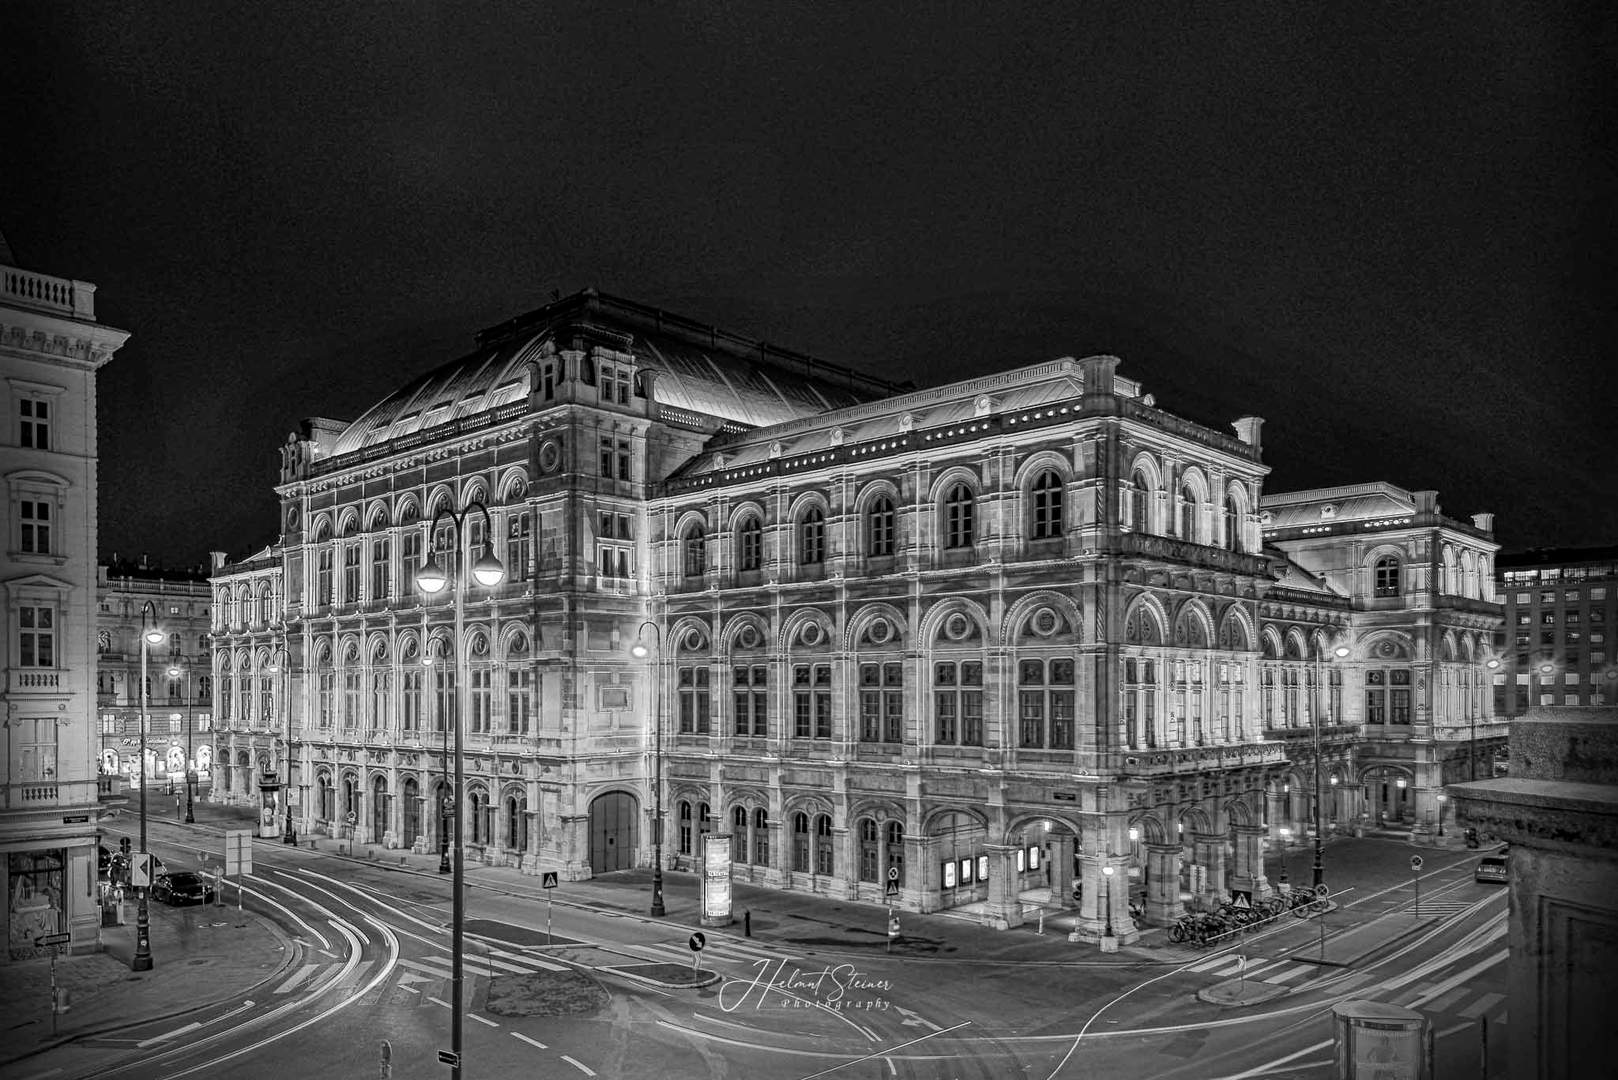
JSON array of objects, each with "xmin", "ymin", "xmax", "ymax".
[
  {"xmin": 630, "ymin": 621, "xmax": 666, "ymax": 918},
  {"xmin": 1314, "ymin": 642, "xmax": 1351, "ymax": 890},
  {"xmin": 1436, "ymin": 793, "xmax": 1447, "ymax": 837},
  {"xmin": 133, "ymin": 602, "xmax": 165, "ymax": 972},
  {"xmin": 426, "ymin": 647, "xmax": 451, "ymax": 876},
  {"xmin": 267, "ymin": 646, "xmax": 297, "ymax": 844},
  {"xmin": 416, "ymin": 501, "xmax": 504, "ymax": 1080},
  {"xmin": 1481, "ymin": 657, "xmax": 1501, "ymax": 781},
  {"xmin": 167, "ymin": 662, "xmax": 195, "ymax": 823},
  {"xmin": 1101, "ymin": 863, "xmax": 1115, "ymax": 939}
]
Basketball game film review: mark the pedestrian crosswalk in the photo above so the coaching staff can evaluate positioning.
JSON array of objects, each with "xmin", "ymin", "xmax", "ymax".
[{"xmin": 275, "ymin": 946, "xmax": 567, "ymax": 998}]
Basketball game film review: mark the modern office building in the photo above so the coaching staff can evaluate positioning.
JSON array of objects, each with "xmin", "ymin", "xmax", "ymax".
[
  {"xmin": 212, "ymin": 289, "xmax": 1503, "ymax": 939},
  {"xmin": 1495, "ymin": 546, "xmax": 1618, "ymax": 720},
  {"xmin": 1, "ymin": 236, "xmax": 130, "ymax": 960},
  {"xmin": 95, "ymin": 559, "xmax": 215, "ymax": 819}
]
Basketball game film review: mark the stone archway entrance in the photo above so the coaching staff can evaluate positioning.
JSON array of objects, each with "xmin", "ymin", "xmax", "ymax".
[
  {"xmin": 588, "ymin": 791, "xmax": 639, "ymax": 874},
  {"xmin": 1361, "ymin": 765, "xmax": 1414, "ymax": 827}
]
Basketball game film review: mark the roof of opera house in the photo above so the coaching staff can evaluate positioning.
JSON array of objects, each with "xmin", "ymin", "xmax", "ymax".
[{"xmin": 329, "ymin": 290, "xmax": 909, "ymax": 457}]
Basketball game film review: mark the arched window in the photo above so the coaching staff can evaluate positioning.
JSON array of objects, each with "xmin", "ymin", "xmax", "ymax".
[
  {"xmin": 737, "ymin": 516, "xmax": 762, "ymax": 572},
  {"xmin": 815, "ymin": 814, "xmax": 834, "ymax": 875},
  {"xmin": 505, "ymin": 794, "xmax": 526, "ymax": 851},
  {"xmin": 1130, "ymin": 469, "xmax": 1153, "ymax": 533},
  {"xmin": 884, "ymin": 820, "xmax": 905, "ymax": 884},
  {"xmin": 752, "ymin": 807, "xmax": 770, "ymax": 865},
  {"xmin": 678, "ymin": 800, "xmax": 693, "ymax": 855},
  {"xmin": 792, "ymin": 811, "xmax": 810, "ymax": 872},
  {"xmin": 943, "ymin": 484, "xmax": 975, "ymax": 549},
  {"xmin": 858, "ymin": 818, "xmax": 879, "ymax": 881},
  {"xmin": 1179, "ymin": 483, "xmax": 1199, "ymax": 543},
  {"xmin": 683, "ymin": 527, "xmax": 706, "ymax": 578},
  {"xmin": 1373, "ymin": 556, "xmax": 1401, "ymax": 598},
  {"xmin": 868, "ymin": 496, "xmax": 895, "ymax": 557},
  {"xmin": 1223, "ymin": 495, "xmax": 1241, "ymax": 551},
  {"xmin": 731, "ymin": 806, "xmax": 748, "ymax": 863},
  {"xmin": 1030, "ymin": 470, "xmax": 1063, "ymax": 540},
  {"xmin": 800, "ymin": 507, "xmax": 825, "ymax": 565}
]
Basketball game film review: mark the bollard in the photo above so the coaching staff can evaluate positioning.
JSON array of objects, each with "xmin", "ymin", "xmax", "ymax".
[{"xmin": 744, "ymin": 910, "xmax": 752, "ymax": 937}]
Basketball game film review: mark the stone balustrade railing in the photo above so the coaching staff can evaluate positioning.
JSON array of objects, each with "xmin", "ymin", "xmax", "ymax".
[{"xmin": 3, "ymin": 264, "xmax": 96, "ymax": 318}]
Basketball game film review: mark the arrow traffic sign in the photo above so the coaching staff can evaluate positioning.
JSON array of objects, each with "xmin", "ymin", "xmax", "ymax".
[
  {"xmin": 688, "ymin": 932, "xmax": 706, "ymax": 952},
  {"xmin": 35, "ymin": 932, "xmax": 71, "ymax": 947},
  {"xmin": 437, "ymin": 1050, "xmax": 460, "ymax": 1067}
]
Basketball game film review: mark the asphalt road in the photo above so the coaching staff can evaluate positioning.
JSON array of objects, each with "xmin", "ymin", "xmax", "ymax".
[{"xmin": 35, "ymin": 822, "xmax": 1510, "ymax": 1080}]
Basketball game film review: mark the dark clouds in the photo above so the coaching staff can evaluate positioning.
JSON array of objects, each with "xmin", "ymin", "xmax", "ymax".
[{"xmin": 4, "ymin": 1, "xmax": 1612, "ymax": 564}]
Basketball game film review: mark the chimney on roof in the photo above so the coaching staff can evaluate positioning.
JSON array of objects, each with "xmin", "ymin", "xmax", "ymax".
[
  {"xmin": 140, "ymin": 552, "xmax": 149, "ymax": 570},
  {"xmin": 210, "ymin": 550, "xmax": 228, "ymax": 571},
  {"xmin": 1472, "ymin": 512, "xmax": 1495, "ymax": 533},
  {"xmin": 1232, "ymin": 417, "xmax": 1264, "ymax": 453},
  {"xmin": 1077, "ymin": 354, "xmax": 1121, "ymax": 398},
  {"xmin": 1414, "ymin": 491, "xmax": 1440, "ymax": 516}
]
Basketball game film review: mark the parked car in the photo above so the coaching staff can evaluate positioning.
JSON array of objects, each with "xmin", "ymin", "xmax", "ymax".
[
  {"xmin": 1475, "ymin": 854, "xmax": 1509, "ymax": 884},
  {"xmin": 152, "ymin": 870, "xmax": 216, "ymax": 905}
]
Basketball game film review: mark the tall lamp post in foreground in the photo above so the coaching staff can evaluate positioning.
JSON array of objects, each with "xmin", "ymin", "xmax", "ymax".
[
  {"xmin": 423, "ymin": 647, "xmax": 451, "ymax": 875},
  {"xmin": 1480, "ymin": 656, "xmax": 1502, "ymax": 781},
  {"xmin": 1314, "ymin": 642, "xmax": 1352, "ymax": 890},
  {"xmin": 133, "ymin": 602, "xmax": 165, "ymax": 971},
  {"xmin": 166, "ymin": 662, "xmax": 195, "ymax": 823},
  {"xmin": 629, "ymin": 621, "xmax": 666, "ymax": 917},
  {"xmin": 267, "ymin": 645, "xmax": 297, "ymax": 844},
  {"xmin": 416, "ymin": 501, "xmax": 504, "ymax": 1079},
  {"xmin": 1101, "ymin": 863, "xmax": 1115, "ymax": 939}
]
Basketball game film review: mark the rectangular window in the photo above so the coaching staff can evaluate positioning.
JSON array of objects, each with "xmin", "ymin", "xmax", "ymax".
[
  {"xmin": 434, "ymin": 668, "xmax": 455, "ymax": 733},
  {"xmin": 792, "ymin": 664, "xmax": 833, "ymax": 739},
  {"xmin": 371, "ymin": 671, "xmax": 391, "ymax": 732},
  {"xmin": 470, "ymin": 668, "xmax": 492, "ymax": 733},
  {"xmin": 934, "ymin": 661, "xmax": 984, "ymax": 745},
  {"xmin": 317, "ymin": 548, "xmax": 334, "ymax": 607},
  {"xmin": 1018, "ymin": 658, "xmax": 1076, "ymax": 749},
  {"xmin": 1591, "ymin": 587, "xmax": 1607, "ymax": 601},
  {"xmin": 342, "ymin": 544, "xmax": 360, "ymax": 604},
  {"xmin": 19, "ymin": 605, "xmax": 54, "ymax": 666},
  {"xmin": 617, "ymin": 440, "xmax": 632, "ymax": 481},
  {"xmin": 401, "ymin": 529, "xmax": 422, "ymax": 596},
  {"xmin": 14, "ymin": 717, "xmax": 58, "ymax": 781},
  {"xmin": 733, "ymin": 666, "xmax": 767, "ymax": 737},
  {"xmin": 19, "ymin": 396, "xmax": 50, "ymax": 450},
  {"xmin": 506, "ymin": 512, "xmax": 532, "ymax": 582},
  {"xmin": 401, "ymin": 668, "xmax": 422, "ymax": 732},
  {"xmin": 507, "ymin": 669, "xmax": 532, "ymax": 734},
  {"xmin": 858, "ymin": 662, "xmax": 903, "ymax": 742},
  {"xmin": 370, "ymin": 536, "xmax": 390, "ymax": 600},
  {"xmin": 679, "ymin": 666, "xmax": 711, "ymax": 734},
  {"xmin": 318, "ymin": 671, "xmax": 334, "ymax": 730},
  {"xmin": 19, "ymin": 499, "xmax": 51, "ymax": 554},
  {"xmin": 343, "ymin": 670, "xmax": 360, "ymax": 729}
]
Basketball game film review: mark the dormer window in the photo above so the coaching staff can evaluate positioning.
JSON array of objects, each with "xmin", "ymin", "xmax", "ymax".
[{"xmin": 598, "ymin": 361, "xmax": 632, "ymax": 405}]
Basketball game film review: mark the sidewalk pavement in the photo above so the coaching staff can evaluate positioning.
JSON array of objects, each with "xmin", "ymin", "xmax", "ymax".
[
  {"xmin": 0, "ymin": 888, "xmax": 295, "ymax": 1069},
  {"xmin": 2, "ymin": 800, "xmax": 1490, "ymax": 1068}
]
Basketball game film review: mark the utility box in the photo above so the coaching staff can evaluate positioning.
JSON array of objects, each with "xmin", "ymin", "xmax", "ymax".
[{"xmin": 1331, "ymin": 999, "xmax": 1431, "ymax": 1079}]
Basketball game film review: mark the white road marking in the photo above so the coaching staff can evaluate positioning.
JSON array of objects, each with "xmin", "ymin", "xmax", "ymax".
[
  {"xmin": 1406, "ymin": 950, "xmax": 1508, "ymax": 1009},
  {"xmin": 274, "ymin": 964, "xmax": 320, "ymax": 994},
  {"xmin": 1262, "ymin": 963, "xmax": 1314, "ymax": 984},
  {"xmin": 561, "ymin": 1055, "xmax": 596, "ymax": 1076},
  {"xmin": 138, "ymin": 1021, "xmax": 201, "ymax": 1048},
  {"xmin": 1213, "ymin": 1038, "xmax": 1334, "ymax": 1079},
  {"xmin": 511, "ymin": 1032, "xmax": 549, "ymax": 1050},
  {"xmin": 429, "ymin": 996, "xmax": 451, "ymax": 1008},
  {"xmin": 468, "ymin": 1012, "xmax": 498, "ymax": 1027}
]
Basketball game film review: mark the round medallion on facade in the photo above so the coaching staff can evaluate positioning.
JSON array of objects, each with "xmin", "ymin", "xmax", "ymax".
[
  {"xmin": 868, "ymin": 619, "xmax": 893, "ymax": 645},
  {"xmin": 738, "ymin": 624, "xmax": 760, "ymax": 650},
  {"xmin": 683, "ymin": 630, "xmax": 706, "ymax": 652},
  {"xmin": 800, "ymin": 622, "xmax": 824, "ymax": 647},
  {"xmin": 1031, "ymin": 607, "xmax": 1060, "ymax": 637},
  {"xmin": 538, "ymin": 438, "xmax": 562, "ymax": 474},
  {"xmin": 943, "ymin": 613, "xmax": 972, "ymax": 642}
]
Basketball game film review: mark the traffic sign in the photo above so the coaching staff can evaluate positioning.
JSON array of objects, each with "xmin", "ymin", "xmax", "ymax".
[
  {"xmin": 1410, "ymin": 855, "xmax": 1424, "ymax": 871},
  {"xmin": 887, "ymin": 867, "xmax": 900, "ymax": 882},
  {"xmin": 1315, "ymin": 883, "xmax": 1331, "ymax": 898},
  {"xmin": 436, "ymin": 1049, "xmax": 460, "ymax": 1067},
  {"xmin": 1231, "ymin": 892, "xmax": 1250, "ymax": 909},
  {"xmin": 35, "ymin": 932, "xmax": 70, "ymax": 947},
  {"xmin": 887, "ymin": 914, "xmax": 901, "ymax": 938},
  {"xmin": 130, "ymin": 852, "xmax": 153, "ymax": 888},
  {"xmin": 884, "ymin": 879, "xmax": 899, "ymax": 896},
  {"xmin": 688, "ymin": 932, "xmax": 706, "ymax": 952},
  {"xmin": 346, "ymin": 810, "xmax": 357, "ymax": 826},
  {"xmin": 542, "ymin": 871, "xmax": 558, "ymax": 889}
]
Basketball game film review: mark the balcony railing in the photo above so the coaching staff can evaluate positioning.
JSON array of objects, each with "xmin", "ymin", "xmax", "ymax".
[
  {"xmin": 3, "ymin": 265, "xmax": 96, "ymax": 318},
  {"xmin": 3, "ymin": 779, "xmax": 105, "ymax": 810}
]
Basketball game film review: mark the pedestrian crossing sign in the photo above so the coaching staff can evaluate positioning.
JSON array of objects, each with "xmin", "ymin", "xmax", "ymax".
[{"xmin": 542, "ymin": 871, "xmax": 558, "ymax": 889}]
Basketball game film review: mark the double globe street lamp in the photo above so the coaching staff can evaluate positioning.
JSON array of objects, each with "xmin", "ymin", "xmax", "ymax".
[
  {"xmin": 133, "ymin": 601, "xmax": 165, "ymax": 971},
  {"xmin": 165, "ymin": 661, "xmax": 196, "ymax": 823},
  {"xmin": 414, "ymin": 501, "xmax": 504, "ymax": 1080},
  {"xmin": 629, "ymin": 621, "xmax": 666, "ymax": 918},
  {"xmin": 266, "ymin": 645, "xmax": 297, "ymax": 844}
]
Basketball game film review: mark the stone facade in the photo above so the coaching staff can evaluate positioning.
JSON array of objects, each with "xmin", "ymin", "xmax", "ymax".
[
  {"xmin": 211, "ymin": 289, "xmax": 1505, "ymax": 942},
  {"xmin": 1448, "ymin": 707, "xmax": 1618, "ymax": 1080}
]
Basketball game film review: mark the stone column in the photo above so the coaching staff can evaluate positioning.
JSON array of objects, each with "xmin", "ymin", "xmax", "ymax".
[
  {"xmin": 912, "ymin": 835, "xmax": 939, "ymax": 913},
  {"xmin": 983, "ymin": 844, "xmax": 1024, "ymax": 930},
  {"xmin": 1069, "ymin": 850, "xmax": 1105, "ymax": 941},
  {"xmin": 1228, "ymin": 824, "xmax": 1271, "ymax": 898},
  {"xmin": 1144, "ymin": 842, "xmax": 1182, "ymax": 926},
  {"xmin": 1194, "ymin": 832, "xmax": 1227, "ymax": 903},
  {"xmin": 1102, "ymin": 853, "xmax": 1141, "ymax": 945},
  {"xmin": 1048, "ymin": 831, "xmax": 1076, "ymax": 907}
]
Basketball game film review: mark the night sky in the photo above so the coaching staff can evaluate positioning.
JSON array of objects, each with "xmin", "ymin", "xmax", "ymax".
[{"xmin": 5, "ymin": 3, "xmax": 1612, "ymax": 567}]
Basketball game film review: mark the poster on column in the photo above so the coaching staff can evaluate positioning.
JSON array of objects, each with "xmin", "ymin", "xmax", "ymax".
[{"xmin": 701, "ymin": 834, "xmax": 732, "ymax": 926}]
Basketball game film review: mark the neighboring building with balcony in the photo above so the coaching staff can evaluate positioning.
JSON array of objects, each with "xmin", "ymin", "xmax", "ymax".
[
  {"xmin": 94, "ymin": 559, "xmax": 214, "ymax": 811},
  {"xmin": 1495, "ymin": 546, "xmax": 1618, "ymax": 720},
  {"xmin": 1, "ymin": 236, "xmax": 130, "ymax": 960},
  {"xmin": 206, "ymin": 546, "xmax": 292, "ymax": 829},
  {"xmin": 213, "ymin": 289, "xmax": 1505, "ymax": 939}
]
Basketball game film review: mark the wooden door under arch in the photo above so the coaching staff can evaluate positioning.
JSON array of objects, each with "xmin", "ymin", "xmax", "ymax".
[{"xmin": 589, "ymin": 791, "xmax": 638, "ymax": 874}]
